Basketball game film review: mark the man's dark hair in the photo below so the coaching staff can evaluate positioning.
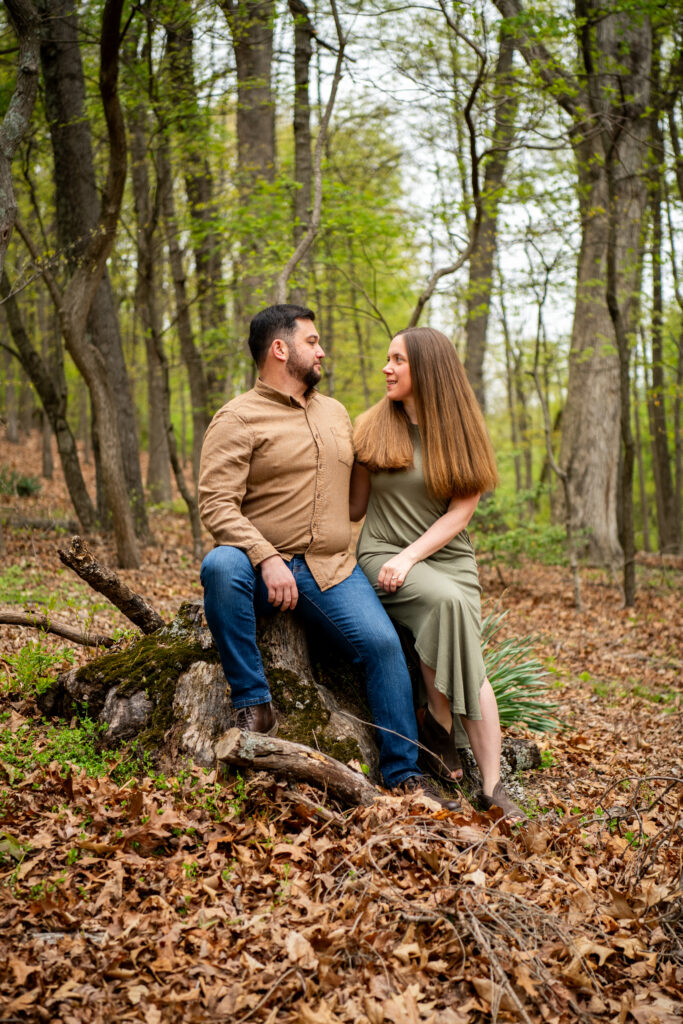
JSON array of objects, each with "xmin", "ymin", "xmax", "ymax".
[{"xmin": 248, "ymin": 304, "xmax": 316, "ymax": 367}]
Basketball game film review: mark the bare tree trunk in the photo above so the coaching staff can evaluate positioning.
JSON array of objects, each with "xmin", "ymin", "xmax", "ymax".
[
  {"xmin": 221, "ymin": 0, "xmax": 276, "ymax": 328},
  {"xmin": 464, "ymin": 33, "xmax": 517, "ymax": 411},
  {"xmin": 288, "ymin": 0, "xmax": 315, "ymax": 305},
  {"xmin": 632, "ymin": 375, "xmax": 650, "ymax": 553},
  {"xmin": 648, "ymin": 80, "xmax": 678, "ymax": 553},
  {"xmin": 605, "ymin": 129, "xmax": 637, "ymax": 606},
  {"xmin": 157, "ymin": 139, "xmax": 211, "ymax": 482},
  {"xmin": 2, "ymin": 343, "xmax": 19, "ymax": 443},
  {"xmin": 496, "ymin": 0, "xmax": 652, "ymax": 570},
  {"xmin": 0, "ymin": 0, "xmax": 40, "ymax": 277},
  {"xmin": 128, "ymin": 103, "xmax": 172, "ymax": 504},
  {"xmin": 38, "ymin": 0, "xmax": 150, "ymax": 546},
  {"xmin": 164, "ymin": 14, "xmax": 225, "ymax": 400},
  {"xmin": 503, "ymin": 321, "xmax": 522, "ymax": 493},
  {"xmin": 52, "ymin": 0, "xmax": 140, "ymax": 568}
]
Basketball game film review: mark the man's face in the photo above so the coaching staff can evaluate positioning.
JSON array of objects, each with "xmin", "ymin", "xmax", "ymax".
[{"xmin": 285, "ymin": 319, "xmax": 325, "ymax": 390}]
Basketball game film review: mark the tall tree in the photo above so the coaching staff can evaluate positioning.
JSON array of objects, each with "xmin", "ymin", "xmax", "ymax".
[
  {"xmin": 48, "ymin": 0, "xmax": 140, "ymax": 567},
  {"xmin": 220, "ymin": 0, "xmax": 276, "ymax": 326},
  {"xmin": 647, "ymin": 40, "xmax": 680, "ymax": 553},
  {"xmin": 464, "ymin": 30, "xmax": 518, "ymax": 411},
  {"xmin": 37, "ymin": 0, "xmax": 151, "ymax": 543},
  {"xmin": 495, "ymin": 0, "xmax": 653, "ymax": 569},
  {"xmin": 0, "ymin": 0, "xmax": 40, "ymax": 277},
  {"xmin": 163, "ymin": 4, "xmax": 225, "ymax": 401},
  {"xmin": 287, "ymin": 0, "xmax": 315, "ymax": 304}
]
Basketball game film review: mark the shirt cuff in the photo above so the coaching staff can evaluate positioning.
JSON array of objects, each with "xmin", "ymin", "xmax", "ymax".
[{"xmin": 247, "ymin": 540, "xmax": 280, "ymax": 567}]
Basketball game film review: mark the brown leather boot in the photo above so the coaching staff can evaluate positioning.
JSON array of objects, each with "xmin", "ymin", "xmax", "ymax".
[
  {"xmin": 418, "ymin": 706, "xmax": 463, "ymax": 780},
  {"xmin": 234, "ymin": 702, "xmax": 278, "ymax": 736},
  {"xmin": 478, "ymin": 782, "xmax": 525, "ymax": 822},
  {"xmin": 398, "ymin": 775, "xmax": 461, "ymax": 812}
]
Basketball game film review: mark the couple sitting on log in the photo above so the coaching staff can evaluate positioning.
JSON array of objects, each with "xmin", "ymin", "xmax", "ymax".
[{"xmin": 198, "ymin": 304, "xmax": 522, "ymax": 820}]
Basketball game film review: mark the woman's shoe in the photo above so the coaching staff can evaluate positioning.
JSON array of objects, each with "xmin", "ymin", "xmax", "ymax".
[
  {"xmin": 478, "ymin": 782, "xmax": 525, "ymax": 822},
  {"xmin": 418, "ymin": 705, "xmax": 463, "ymax": 781}
]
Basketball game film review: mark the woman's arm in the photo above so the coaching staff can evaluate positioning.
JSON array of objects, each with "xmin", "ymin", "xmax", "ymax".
[
  {"xmin": 349, "ymin": 461, "xmax": 371, "ymax": 521},
  {"xmin": 377, "ymin": 492, "xmax": 480, "ymax": 592}
]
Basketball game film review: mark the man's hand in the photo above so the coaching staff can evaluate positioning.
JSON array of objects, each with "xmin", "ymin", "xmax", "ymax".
[{"xmin": 260, "ymin": 555, "xmax": 299, "ymax": 610}]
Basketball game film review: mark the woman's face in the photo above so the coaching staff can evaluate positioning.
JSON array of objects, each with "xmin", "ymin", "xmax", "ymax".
[{"xmin": 383, "ymin": 335, "xmax": 413, "ymax": 403}]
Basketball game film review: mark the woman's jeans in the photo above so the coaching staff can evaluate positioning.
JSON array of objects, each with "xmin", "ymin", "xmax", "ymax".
[{"xmin": 201, "ymin": 546, "xmax": 420, "ymax": 788}]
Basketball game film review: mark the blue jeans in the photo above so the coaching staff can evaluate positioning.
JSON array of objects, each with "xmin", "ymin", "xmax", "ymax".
[{"xmin": 201, "ymin": 546, "xmax": 420, "ymax": 787}]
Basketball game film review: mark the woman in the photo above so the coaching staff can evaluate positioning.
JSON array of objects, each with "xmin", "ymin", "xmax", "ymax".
[{"xmin": 350, "ymin": 326, "xmax": 522, "ymax": 820}]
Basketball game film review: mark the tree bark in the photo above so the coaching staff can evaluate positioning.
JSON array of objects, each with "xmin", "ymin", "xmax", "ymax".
[
  {"xmin": 58, "ymin": 536, "xmax": 165, "ymax": 635},
  {"xmin": 38, "ymin": 0, "xmax": 150, "ymax": 547},
  {"xmin": 464, "ymin": 32, "xmax": 517, "ymax": 411},
  {"xmin": 605, "ymin": 134, "xmax": 636, "ymax": 606},
  {"xmin": 128, "ymin": 103, "xmax": 173, "ymax": 504},
  {"xmin": 647, "ymin": 69, "xmax": 678, "ymax": 553},
  {"xmin": 288, "ymin": 0, "xmax": 315, "ymax": 304},
  {"xmin": 0, "ymin": 608, "xmax": 114, "ymax": 648},
  {"xmin": 2, "ymin": 343, "xmax": 19, "ymax": 443},
  {"xmin": 164, "ymin": 13, "xmax": 225, "ymax": 401},
  {"xmin": 221, "ymin": 0, "xmax": 276, "ymax": 325},
  {"xmin": 0, "ymin": 0, "xmax": 40, "ymax": 277},
  {"xmin": 495, "ymin": 0, "xmax": 652, "ymax": 569},
  {"xmin": 216, "ymin": 728, "xmax": 378, "ymax": 806},
  {"xmin": 156, "ymin": 138, "xmax": 211, "ymax": 483}
]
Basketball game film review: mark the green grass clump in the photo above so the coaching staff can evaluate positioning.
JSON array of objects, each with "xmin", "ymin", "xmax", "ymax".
[
  {"xmin": 483, "ymin": 612, "xmax": 563, "ymax": 733},
  {"xmin": 0, "ymin": 714, "xmax": 116, "ymax": 784},
  {"xmin": 3, "ymin": 640, "xmax": 74, "ymax": 697},
  {"xmin": 0, "ymin": 465, "xmax": 41, "ymax": 498}
]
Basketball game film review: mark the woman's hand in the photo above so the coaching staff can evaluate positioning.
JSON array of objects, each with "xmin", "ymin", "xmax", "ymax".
[{"xmin": 378, "ymin": 551, "xmax": 416, "ymax": 593}]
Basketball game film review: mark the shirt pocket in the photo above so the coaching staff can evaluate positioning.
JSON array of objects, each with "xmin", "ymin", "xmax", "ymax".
[{"xmin": 331, "ymin": 426, "xmax": 354, "ymax": 467}]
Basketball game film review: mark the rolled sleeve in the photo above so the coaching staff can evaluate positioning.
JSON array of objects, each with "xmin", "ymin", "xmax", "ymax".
[{"xmin": 198, "ymin": 409, "xmax": 279, "ymax": 566}]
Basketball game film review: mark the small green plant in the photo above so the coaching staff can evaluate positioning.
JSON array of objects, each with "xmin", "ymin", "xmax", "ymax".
[
  {"xmin": 472, "ymin": 490, "xmax": 572, "ymax": 568},
  {"xmin": 0, "ymin": 715, "xmax": 116, "ymax": 783},
  {"xmin": 0, "ymin": 465, "xmax": 42, "ymax": 498},
  {"xmin": 230, "ymin": 772, "xmax": 247, "ymax": 814},
  {"xmin": 540, "ymin": 749, "xmax": 556, "ymax": 768},
  {"xmin": 182, "ymin": 861, "xmax": 199, "ymax": 879},
  {"xmin": 482, "ymin": 612, "xmax": 563, "ymax": 733},
  {"xmin": 5, "ymin": 640, "xmax": 74, "ymax": 697}
]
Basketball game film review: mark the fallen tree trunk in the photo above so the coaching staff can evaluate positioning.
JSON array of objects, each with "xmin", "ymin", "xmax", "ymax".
[
  {"xmin": 216, "ymin": 728, "xmax": 378, "ymax": 806},
  {"xmin": 0, "ymin": 510, "xmax": 81, "ymax": 533},
  {"xmin": 57, "ymin": 536, "xmax": 165, "ymax": 634},
  {"xmin": 41, "ymin": 541, "xmax": 540, "ymax": 798},
  {"xmin": 0, "ymin": 607, "xmax": 114, "ymax": 648}
]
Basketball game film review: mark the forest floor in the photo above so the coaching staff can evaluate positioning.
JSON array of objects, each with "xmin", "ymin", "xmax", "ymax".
[{"xmin": 0, "ymin": 432, "xmax": 681, "ymax": 1023}]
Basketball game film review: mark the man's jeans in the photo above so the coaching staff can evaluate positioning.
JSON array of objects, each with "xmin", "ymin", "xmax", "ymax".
[{"xmin": 201, "ymin": 546, "xmax": 420, "ymax": 788}]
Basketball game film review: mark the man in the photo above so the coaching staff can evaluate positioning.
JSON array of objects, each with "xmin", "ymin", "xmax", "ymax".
[{"xmin": 198, "ymin": 303, "xmax": 458, "ymax": 809}]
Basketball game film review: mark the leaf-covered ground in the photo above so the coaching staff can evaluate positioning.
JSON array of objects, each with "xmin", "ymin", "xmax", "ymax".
[{"xmin": 1, "ymin": 433, "xmax": 681, "ymax": 1023}]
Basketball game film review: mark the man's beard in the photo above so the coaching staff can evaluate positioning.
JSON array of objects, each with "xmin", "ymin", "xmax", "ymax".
[{"xmin": 286, "ymin": 348, "xmax": 321, "ymax": 391}]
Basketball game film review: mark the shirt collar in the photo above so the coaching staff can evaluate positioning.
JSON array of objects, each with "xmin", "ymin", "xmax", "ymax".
[{"xmin": 255, "ymin": 377, "xmax": 319, "ymax": 409}]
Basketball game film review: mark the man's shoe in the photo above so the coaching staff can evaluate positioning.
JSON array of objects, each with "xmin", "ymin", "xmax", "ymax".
[
  {"xmin": 397, "ymin": 774, "xmax": 461, "ymax": 811},
  {"xmin": 234, "ymin": 702, "xmax": 278, "ymax": 736}
]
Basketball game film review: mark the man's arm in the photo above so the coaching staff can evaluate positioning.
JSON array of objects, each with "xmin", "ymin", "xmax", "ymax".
[{"xmin": 198, "ymin": 409, "xmax": 298, "ymax": 609}]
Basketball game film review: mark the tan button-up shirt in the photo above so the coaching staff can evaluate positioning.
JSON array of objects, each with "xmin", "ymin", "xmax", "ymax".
[{"xmin": 198, "ymin": 379, "xmax": 356, "ymax": 591}]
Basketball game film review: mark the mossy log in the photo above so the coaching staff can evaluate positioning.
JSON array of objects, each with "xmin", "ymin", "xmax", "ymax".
[{"xmin": 39, "ymin": 601, "xmax": 380, "ymax": 780}]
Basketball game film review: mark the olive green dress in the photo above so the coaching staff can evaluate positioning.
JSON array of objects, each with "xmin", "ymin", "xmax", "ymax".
[{"xmin": 356, "ymin": 427, "xmax": 486, "ymax": 736}]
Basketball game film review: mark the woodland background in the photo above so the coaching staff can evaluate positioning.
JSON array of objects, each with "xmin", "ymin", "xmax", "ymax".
[{"xmin": 0, "ymin": 1, "xmax": 681, "ymax": 1022}]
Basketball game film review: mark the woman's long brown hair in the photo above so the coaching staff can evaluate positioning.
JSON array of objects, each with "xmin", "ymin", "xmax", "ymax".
[{"xmin": 354, "ymin": 327, "xmax": 498, "ymax": 500}]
